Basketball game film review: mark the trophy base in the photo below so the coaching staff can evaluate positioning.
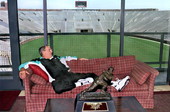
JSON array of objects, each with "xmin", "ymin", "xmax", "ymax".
[
  {"xmin": 79, "ymin": 92, "xmax": 112, "ymax": 101},
  {"xmin": 75, "ymin": 92, "xmax": 116, "ymax": 112}
]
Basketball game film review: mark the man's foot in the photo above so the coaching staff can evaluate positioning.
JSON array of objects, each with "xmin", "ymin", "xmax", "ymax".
[
  {"xmin": 75, "ymin": 77, "xmax": 94, "ymax": 87},
  {"xmin": 111, "ymin": 76, "xmax": 130, "ymax": 92}
]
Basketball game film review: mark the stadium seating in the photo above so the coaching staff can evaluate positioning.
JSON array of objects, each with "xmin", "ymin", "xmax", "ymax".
[
  {"xmin": 0, "ymin": 9, "xmax": 169, "ymax": 34},
  {"xmin": 0, "ymin": 40, "xmax": 12, "ymax": 71}
]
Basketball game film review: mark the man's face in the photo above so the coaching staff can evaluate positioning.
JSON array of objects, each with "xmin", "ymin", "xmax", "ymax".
[{"xmin": 42, "ymin": 46, "xmax": 53, "ymax": 58}]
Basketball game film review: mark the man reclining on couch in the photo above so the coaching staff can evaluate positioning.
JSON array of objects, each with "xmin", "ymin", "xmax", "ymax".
[{"xmin": 19, "ymin": 45, "xmax": 130, "ymax": 93}]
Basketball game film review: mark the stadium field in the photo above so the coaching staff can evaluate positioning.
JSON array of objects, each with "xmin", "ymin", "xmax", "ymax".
[{"xmin": 20, "ymin": 34, "xmax": 169, "ymax": 67}]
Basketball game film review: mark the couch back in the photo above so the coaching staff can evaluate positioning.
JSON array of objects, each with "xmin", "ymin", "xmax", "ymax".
[{"xmin": 67, "ymin": 55, "xmax": 136, "ymax": 75}]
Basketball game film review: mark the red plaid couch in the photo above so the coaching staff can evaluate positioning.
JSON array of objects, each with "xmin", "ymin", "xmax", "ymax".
[{"xmin": 22, "ymin": 55, "xmax": 159, "ymax": 112}]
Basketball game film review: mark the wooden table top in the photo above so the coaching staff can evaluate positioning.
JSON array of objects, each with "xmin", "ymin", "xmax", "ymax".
[{"xmin": 44, "ymin": 96, "xmax": 146, "ymax": 112}]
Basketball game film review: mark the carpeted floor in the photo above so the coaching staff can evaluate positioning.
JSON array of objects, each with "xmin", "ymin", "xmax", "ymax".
[
  {"xmin": 0, "ymin": 91, "xmax": 21, "ymax": 111},
  {"xmin": 1, "ymin": 91, "xmax": 170, "ymax": 112},
  {"xmin": 0, "ymin": 97, "xmax": 25, "ymax": 112},
  {"xmin": 147, "ymin": 91, "xmax": 170, "ymax": 112}
]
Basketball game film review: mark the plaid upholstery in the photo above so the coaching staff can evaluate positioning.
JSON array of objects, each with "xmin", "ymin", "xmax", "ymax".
[
  {"xmin": 131, "ymin": 63, "xmax": 151, "ymax": 85},
  {"xmin": 67, "ymin": 59, "xmax": 97, "ymax": 73},
  {"xmin": 22, "ymin": 56, "xmax": 159, "ymax": 112},
  {"xmin": 30, "ymin": 74, "xmax": 47, "ymax": 85},
  {"xmin": 31, "ymin": 83, "xmax": 55, "ymax": 94},
  {"xmin": 67, "ymin": 56, "xmax": 136, "ymax": 75},
  {"xmin": 110, "ymin": 56, "xmax": 135, "ymax": 75}
]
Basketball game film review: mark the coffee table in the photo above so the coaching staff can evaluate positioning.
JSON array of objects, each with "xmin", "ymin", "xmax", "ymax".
[{"xmin": 44, "ymin": 96, "xmax": 146, "ymax": 112}]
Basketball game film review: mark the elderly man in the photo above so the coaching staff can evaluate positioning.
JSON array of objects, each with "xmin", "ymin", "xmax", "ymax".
[
  {"xmin": 19, "ymin": 45, "xmax": 98, "ymax": 93},
  {"xmin": 19, "ymin": 46, "xmax": 130, "ymax": 93}
]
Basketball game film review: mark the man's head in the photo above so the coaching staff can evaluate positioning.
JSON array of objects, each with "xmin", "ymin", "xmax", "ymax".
[{"xmin": 39, "ymin": 46, "xmax": 53, "ymax": 59}]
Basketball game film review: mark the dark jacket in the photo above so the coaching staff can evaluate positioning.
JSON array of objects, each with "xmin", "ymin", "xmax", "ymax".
[{"xmin": 32, "ymin": 55, "xmax": 97, "ymax": 94}]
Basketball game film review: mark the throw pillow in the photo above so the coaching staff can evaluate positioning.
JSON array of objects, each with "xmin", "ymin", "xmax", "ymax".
[
  {"xmin": 29, "ymin": 64, "xmax": 49, "ymax": 82},
  {"xmin": 30, "ymin": 74, "xmax": 47, "ymax": 85},
  {"xmin": 132, "ymin": 70, "xmax": 150, "ymax": 85}
]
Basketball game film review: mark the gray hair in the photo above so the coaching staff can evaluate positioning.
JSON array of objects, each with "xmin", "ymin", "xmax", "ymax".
[{"xmin": 38, "ymin": 46, "xmax": 47, "ymax": 56}]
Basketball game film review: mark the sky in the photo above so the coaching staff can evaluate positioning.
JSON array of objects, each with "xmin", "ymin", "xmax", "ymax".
[{"xmin": 1, "ymin": 0, "xmax": 170, "ymax": 10}]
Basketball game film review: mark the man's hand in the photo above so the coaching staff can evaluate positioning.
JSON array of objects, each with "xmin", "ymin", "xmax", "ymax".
[{"xmin": 19, "ymin": 68, "xmax": 30, "ymax": 79}]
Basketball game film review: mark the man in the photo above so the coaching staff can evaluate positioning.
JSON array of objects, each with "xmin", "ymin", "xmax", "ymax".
[{"xmin": 19, "ymin": 45, "xmax": 130, "ymax": 93}]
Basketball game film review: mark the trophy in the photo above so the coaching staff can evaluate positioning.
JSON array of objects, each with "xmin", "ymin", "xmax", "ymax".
[{"xmin": 75, "ymin": 67, "xmax": 116, "ymax": 112}]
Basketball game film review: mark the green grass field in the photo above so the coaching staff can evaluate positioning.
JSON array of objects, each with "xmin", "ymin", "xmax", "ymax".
[{"xmin": 20, "ymin": 34, "xmax": 169, "ymax": 67}]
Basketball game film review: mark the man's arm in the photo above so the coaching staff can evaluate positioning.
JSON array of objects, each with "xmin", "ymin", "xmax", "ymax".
[
  {"xmin": 78, "ymin": 58, "xmax": 88, "ymax": 60},
  {"xmin": 59, "ymin": 56, "xmax": 88, "ymax": 68}
]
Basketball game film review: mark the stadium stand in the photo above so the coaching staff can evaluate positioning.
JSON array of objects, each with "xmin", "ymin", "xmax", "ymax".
[
  {"xmin": 0, "ymin": 40, "xmax": 12, "ymax": 71},
  {"xmin": 0, "ymin": 9, "xmax": 164, "ymax": 34},
  {"xmin": 0, "ymin": 10, "xmax": 9, "ymax": 33}
]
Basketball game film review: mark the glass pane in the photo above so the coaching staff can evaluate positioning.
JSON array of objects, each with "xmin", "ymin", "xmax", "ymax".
[
  {"xmin": 124, "ymin": 35, "xmax": 160, "ymax": 62},
  {"xmin": 125, "ymin": 0, "xmax": 170, "ymax": 84},
  {"xmin": 17, "ymin": 0, "xmax": 44, "ymax": 63},
  {"xmin": 20, "ymin": 36, "xmax": 44, "ymax": 63},
  {"xmin": 125, "ymin": 0, "xmax": 170, "ymax": 63},
  {"xmin": 18, "ymin": 11, "xmax": 44, "ymax": 33},
  {"xmin": 111, "ymin": 34, "xmax": 120, "ymax": 57},
  {"xmin": 53, "ymin": 34, "xmax": 107, "ymax": 59},
  {"xmin": 163, "ymin": 34, "xmax": 170, "ymax": 62},
  {"xmin": 17, "ymin": 0, "xmax": 121, "ymax": 33},
  {"xmin": 0, "ymin": 1, "xmax": 12, "ymax": 75}
]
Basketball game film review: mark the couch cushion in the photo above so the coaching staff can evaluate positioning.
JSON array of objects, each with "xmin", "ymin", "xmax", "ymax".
[
  {"xmin": 133, "ymin": 72, "xmax": 150, "ymax": 85},
  {"xmin": 67, "ymin": 56, "xmax": 135, "ymax": 76},
  {"xmin": 30, "ymin": 74, "xmax": 47, "ymax": 85},
  {"xmin": 67, "ymin": 59, "xmax": 96, "ymax": 73},
  {"xmin": 90, "ymin": 58, "xmax": 112, "ymax": 75},
  {"xmin": 91, "ymin": 56, "xmax": 135, "ymax": 75},
  {"xmin": 68, "ymin": 58, "xmax": 113, "ymax": 75},
  {"xmin": 131, "ymin": 62, "xmax": 151, "ymax": 85},
  {"xmin": 29, "ymin": 64, "xmax": 49, "ymax": 82},
  {"xmin": 110, "ymin": 56, "xmax": 135, "ymax": 75}
]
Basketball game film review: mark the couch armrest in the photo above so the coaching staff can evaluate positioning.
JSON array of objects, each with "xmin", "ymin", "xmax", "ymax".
[
  {"xmin": 22, "ymin": 68, "xmax": 34, "ymax": 101},
  {"xmin": 131, "ymin": 60, "xmax": 159, "ymax": 98}
]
